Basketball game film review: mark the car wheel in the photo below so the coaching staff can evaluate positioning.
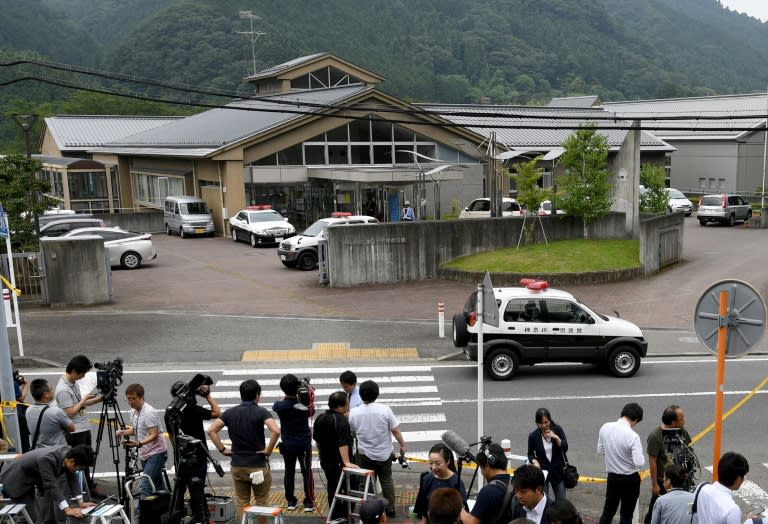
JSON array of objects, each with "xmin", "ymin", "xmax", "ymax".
[
  {"xmin": 297, "ymin": 251, "xmax": 318, "ymax": 271},
  {"xmin": 607, "ymin": 346, "xmax": 641, "ymax": 378},
  {"xmin": 280, "ymin": 260, "xmax": 296, "ymax": 268},
  {"xmin": 699, "ymin": 219, "xmax": 706, "ymax": 226},
  {"xmin": 249, "ymin": 233, "xmax": 258, "ymax": 248},
  {"xmin": 452, "ymin": 314, "xmax": 470, "ymax": 347},
  {"xmin": 728, "ymin": 214, "xmax": 736, "ymax": 227},
  {"xmin": 165, "ymin": 224, "xmax": 172, "ymax": 236},
  {"xmin": 179, "ymin": 228, "xmax": 186, "ymax": 239},
  {"xmin": 120, "ymin": 251, "xmax": 142, "ymax": 270},
  {"xmin": 486, "ymin": 349, "xmax": 519, "ymax": 381},
  {"xmin": 231, "ymin": 228, "xmax": 238, "ymax": 242}
]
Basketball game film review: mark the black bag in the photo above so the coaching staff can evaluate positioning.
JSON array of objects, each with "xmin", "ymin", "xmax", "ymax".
[{"xmin": 562, "ymin": 451, "xmax": 579, "ymax": 489}]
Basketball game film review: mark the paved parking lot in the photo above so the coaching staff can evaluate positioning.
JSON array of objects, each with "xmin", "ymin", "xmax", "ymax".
[{"xmin": 100, "ymin": 217, "xmax": 768, "ymax": 330}]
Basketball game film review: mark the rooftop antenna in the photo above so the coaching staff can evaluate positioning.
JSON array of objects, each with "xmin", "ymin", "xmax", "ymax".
[{"xmin": 237, "ymin": 11, "xmax": 266, "ymax": 77}]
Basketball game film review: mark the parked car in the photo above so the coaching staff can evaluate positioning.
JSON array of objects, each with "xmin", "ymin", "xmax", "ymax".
[
  {"xmin": 666, "ymin": 188, "xmax": 694, "ymax": 216},
  {"xmin": 60, "ymin": 227, "xmax": 157, "ymax": 269},
  {"xmin": 697, "ymin": 194, "xmax": 752, "ymax": 226},
  {"xmin": 229, "ymin": 206, "xmax": 296, "ymax": 247},
  {"xmin": 458, "ymin": 197, "xmax": 523, "ymax": 219},
  {"xmin": 39, "ymin": 217, "xmax": 105, "ymax": 237},
  {"xmin": 452, "ymin": 279, "xmax": 648, "ymax": 380},
  {"xmin": 277, "ymin": 213, "xmax": 379, "ymax": 270},
  {"xmin": 538, "ymin": 200, "xmax": 566, "ymax": 216},
  {"xmin": 164, "ymin": 195, "xmax": 215, "ymax": 238}
]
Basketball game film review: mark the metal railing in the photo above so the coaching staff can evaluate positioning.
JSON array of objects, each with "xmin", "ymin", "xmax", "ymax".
[{"xmin": 0, "ymin": 251, "xmax": 48, "ymax": 305}]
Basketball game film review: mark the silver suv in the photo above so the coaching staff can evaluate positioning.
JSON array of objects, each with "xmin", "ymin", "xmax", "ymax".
[{"xmin": 697, "ymin": 194, "xmax": 752, "ymax": 226}]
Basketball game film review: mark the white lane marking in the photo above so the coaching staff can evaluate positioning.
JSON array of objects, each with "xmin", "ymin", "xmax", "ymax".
[
  {"xmin": 704, "ymin": 466, "xmax": 768, "ymax": 506},
  {"xmin": 224, "ymin": 366, "xmax": 433, "ymax": 375},
  {"xmin": 215, "ymin": 375, "xmax": 435, "ymax": 387},
  {"xmin": 442, "ymin": 390, "xmax": 768, "ymax": 403},
  {"xmin": 214, "ymin": 385, "xmax": 439, "ymax": 398},
  {"xmin": 395, "ymin": 413, "xmax": 446, "ymax": 424}
]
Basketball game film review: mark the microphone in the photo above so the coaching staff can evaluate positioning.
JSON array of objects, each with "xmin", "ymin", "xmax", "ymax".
[{"xmin": 441, "ymin": 430, "xmax": 475, "ymax": 461}]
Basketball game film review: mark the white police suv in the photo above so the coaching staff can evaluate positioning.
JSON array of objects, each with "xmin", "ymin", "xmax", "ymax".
[{"xmin": 452, "ymin": 279, "xmax": 648, "ymax": 380}]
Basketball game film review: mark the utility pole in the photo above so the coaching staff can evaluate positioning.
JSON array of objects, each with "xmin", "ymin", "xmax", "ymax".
[
  {"xmin": 13, "ymin": 113, "xmax": 40, "ymax": 235},
  {"xmin": 237, "ymin": 11, "xmax": 267, "ymax": 78}
]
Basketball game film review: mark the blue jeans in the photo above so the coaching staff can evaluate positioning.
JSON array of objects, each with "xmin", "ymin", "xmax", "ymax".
[
  {"xmin": 139, "ymin": 451, "xmax": 168, "ymax": 499},
  {"xmin": 546, "ymin": 478, "xmax": 567, "ymax": 501}
]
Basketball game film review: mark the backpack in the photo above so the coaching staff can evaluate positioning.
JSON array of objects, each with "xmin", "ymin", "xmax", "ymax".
[{"xmin": 489, "ymin": 477, "xmax": 515, "ymax": 524}]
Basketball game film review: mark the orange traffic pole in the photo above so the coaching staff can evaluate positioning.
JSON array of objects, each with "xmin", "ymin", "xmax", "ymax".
[{"xmin": 712, "ymin": 290, "xmax": 728, "ymax": 482}]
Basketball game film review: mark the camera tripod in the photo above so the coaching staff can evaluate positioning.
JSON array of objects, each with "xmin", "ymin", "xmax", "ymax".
[
  {"xmin": 93, "ymin": 393, "xmax": 129, "ymax": 504},
  {"xmin": 459, "ymin": 436, "xmax": 493, "ymax": 499}
]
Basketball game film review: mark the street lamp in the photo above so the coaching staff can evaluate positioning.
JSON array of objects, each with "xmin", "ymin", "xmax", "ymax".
[{"xmin": 12, "ymin": 113, "xmax": 40, "ymax": 235}]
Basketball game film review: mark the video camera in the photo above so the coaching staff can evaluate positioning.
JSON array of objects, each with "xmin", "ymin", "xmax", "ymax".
[
  {"xmin": 12, "ymin": 368, "xmax": 25, "ymax": 385},
  {"xmin": 392, "ymin": 450, "xmax": 410, "ymax": 469},
  {"xmin": 293, "ymin": 377, "xmax": 314, "ymax": 414},
  {"xmin": 94, "ymin": 358, "xmax": 124, "ymax": 399},
  {"xmin": 167, "ymin": 373, "xmax": 213, "ymax": 414}
]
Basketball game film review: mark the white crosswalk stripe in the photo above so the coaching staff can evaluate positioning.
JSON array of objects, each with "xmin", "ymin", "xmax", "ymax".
[{"xmin": 212, "ymin": 365, "xmax": 449, "ymax": 471}]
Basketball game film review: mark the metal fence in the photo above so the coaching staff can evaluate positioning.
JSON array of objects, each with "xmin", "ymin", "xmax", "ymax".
[{"xmin": 0, "ymin": 252, "xmax": 48, "ymax": 305}]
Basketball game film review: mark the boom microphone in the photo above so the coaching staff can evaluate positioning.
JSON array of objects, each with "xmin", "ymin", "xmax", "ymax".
[{"xmin": 441, "ymin": 430, "xmax": 475, "ymax": 461}]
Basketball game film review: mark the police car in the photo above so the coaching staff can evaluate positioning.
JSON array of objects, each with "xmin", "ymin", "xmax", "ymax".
[
  {"xmin": 277, "ymin": 212, "xmax": 378, "ymax": 270},
  {"xmin": 229, "ymin": 205, "xmax": 296, "ymax": 247},
  {"xmin": 452, "ymin": 279, "xmax": 648, "ymax": 380}
]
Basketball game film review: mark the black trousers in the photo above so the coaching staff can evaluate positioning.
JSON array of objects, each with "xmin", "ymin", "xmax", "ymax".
[
  {"xmin": 65, "ymin": 430, "xmax": 96, "ymax": 489},
  {"xmin": 599, "ymin": 472, "xmax": 641, "ymax": 524},
  {"xmin": 644, "ymin": 482, "xmax": 667, "ymax": 524},
  {"xmin": 321, "ymin": 461, "xmax": 348, "ymax": 521}
]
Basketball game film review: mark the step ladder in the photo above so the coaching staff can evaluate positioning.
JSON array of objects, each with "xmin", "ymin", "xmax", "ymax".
[
  {"xmin": 0, "ymin": 503, "xmax": 34, "ymax": 524},
  {"xmin": 326, "ymin": 466, "xmax": 379, "ymax": 524},
  {"xmin": 241, "ymin": 505, "xmax": 284, "ymax": 524}
]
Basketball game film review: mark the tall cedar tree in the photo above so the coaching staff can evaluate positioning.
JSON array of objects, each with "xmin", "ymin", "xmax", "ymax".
[
  {"xmin": 558, "ymin": 125, "xmax": 612, "ymax": 239},
  {"xmin": 0, "ymin": 154, "xmax": 51, "ymax": 252}
]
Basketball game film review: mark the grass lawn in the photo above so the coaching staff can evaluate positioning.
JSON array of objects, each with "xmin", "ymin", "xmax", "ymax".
[{"xmin": 441, "ymin": 239, "xmax": 641, "ymax": 273}]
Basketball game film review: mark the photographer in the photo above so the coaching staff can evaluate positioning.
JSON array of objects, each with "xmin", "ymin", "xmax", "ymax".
[
  {"xmin": 54, "ymin": 355, "xmax": 104, "ymax": 494},
  {"xmin": 168, "ymin": 378, "xmax": 220, "ymax": 522},
  {"xmin": 26, "ymin": 378, "xmax": 75, "ymax": 449},
  {"xmin": 273, "ymin": 374, "xmax": 315, "ymax": 512},
  {"xmin": 0, "ymin": 368, "xmax": 29, "ymax": 452},
  {"xmin": 117, "ymin": 383, "xmax": 168, "ymax": 514},
  {"xmin": 460, "ymin": 443, "xmax": 512, "ymax": 524}
]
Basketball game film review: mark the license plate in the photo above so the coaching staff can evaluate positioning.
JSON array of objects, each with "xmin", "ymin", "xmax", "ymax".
[
  {"xmin": 195, "ymin": 228, "xmax": 204, "ymax": 234},
  {"xmin": 280, "ymin": 255, "xmax": 286, "ymax": 261},
  {"xmin": 274, "ymin": 237, "xmax": 282, "ymax": 242}
]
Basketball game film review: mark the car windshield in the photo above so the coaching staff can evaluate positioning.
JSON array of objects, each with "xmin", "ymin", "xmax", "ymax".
[
  {"xmin": 502, "ymin": 201, "xmax": 520, "ymax": 211},
  {"xmin": 667, "ymin": 189, "xmax": 686, "ymax": 199},
  {"xmin": 181, "ymin": 202, "xmax": 209, "ymax": 214},
  {"xmin": 700, "ymin": 196, "xmax": 722, "ymax": 206},
  {"xmin": 248, "ymin": 211, "xmax": 283, "ymax": 222},
  {"xmin": 541, "ymin": 201, "xmax": 552, "ymax": 211},
  {"xmin": 303, "ymin": 220, "xmax": 330, "ymax": 236}
]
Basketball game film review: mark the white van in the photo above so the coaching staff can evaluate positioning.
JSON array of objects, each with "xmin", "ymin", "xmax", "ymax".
[{"xmin": 164, "ymin": 196, "xmax": 215, "ymax": 238}]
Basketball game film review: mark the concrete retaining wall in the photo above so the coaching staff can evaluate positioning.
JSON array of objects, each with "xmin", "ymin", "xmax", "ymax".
[
  {"xmin": 326, "ymin": 213, "xmax": 628, "ymax": 287},
  {"xmin": 41, "ymin": 237, "xmax": 112, "ymax": 307},
  {"xmin": 102, "ymin": 212, "xmax": 164, "ymax": 233},
  {"xmin": 438, "ymin": 267, "xmax": 644, "ymax": 287},
  {"xmin": 638, "ymin": 212, "xmax": 685, "ymax": 275}
]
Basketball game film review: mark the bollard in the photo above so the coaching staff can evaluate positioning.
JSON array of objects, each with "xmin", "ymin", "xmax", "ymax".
[{"xmin": 438, "ymin": 301, "xmax": 445, "ymax": 338}]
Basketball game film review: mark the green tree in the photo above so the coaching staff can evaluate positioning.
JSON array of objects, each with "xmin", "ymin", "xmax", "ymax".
[
  {"xmin": 510, "ymin": 156, "xmax": 551, "ymax": 213},
  {"xmin": 639, "ymin": 163, "xmax": 668, "ymax": 214},
  {"xmin": 0, "ymin": 154, "xmax": 51, "ymax": 252},
  {"xmin": 558, "ymin": 125, "xmax": 613, "ymax": 239}
]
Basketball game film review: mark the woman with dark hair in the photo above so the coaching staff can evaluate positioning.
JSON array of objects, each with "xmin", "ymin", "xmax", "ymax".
[
  {"xmin": 413, "ymin": 443, "xmax": 467, "ymax": 523},
  {"xmin": 527, "ymin": 407, "xmax": 569, "ymax": 501}
]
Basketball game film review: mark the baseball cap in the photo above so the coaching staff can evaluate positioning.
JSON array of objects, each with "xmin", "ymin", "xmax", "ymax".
[{"xmin": 359, "ymin": 497, "xmax": 388, "ymax": 523}]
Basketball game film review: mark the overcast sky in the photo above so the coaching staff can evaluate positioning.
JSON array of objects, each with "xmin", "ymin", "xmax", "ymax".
[{"xmin": 719, "ymin": 0, "xmax": 768, "ymax": 22}]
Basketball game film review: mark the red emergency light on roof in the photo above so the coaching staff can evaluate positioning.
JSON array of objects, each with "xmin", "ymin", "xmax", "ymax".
[
  {"xmin": 331, "ymin": 211, "xmax": 352, "ymax": 217},
  {"xmin": 519, "ymin": 278, "xmax": 549, "ymax": 291},
  {"xmin": 247, "ymin": 204, "xmax": 272, "ymax": 210}
]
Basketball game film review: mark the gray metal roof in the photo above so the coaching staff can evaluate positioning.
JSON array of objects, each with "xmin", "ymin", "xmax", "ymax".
[
  {"xmin": 99, "ymin": 85, "xmax": 371, "ymax": 156},
  {"xmin": 603, "ymin": 93, "xmax": 768, "ymax": 139},
  {"xmin": 33, "ymin": 154, "xmax": 111, "ymax": 167},
  {"xmin": 44, "ymin": 116, "xmax": 182, "ymax": 150},
  {"xmin": 548, "ymin": 95, "xmax": 601, "ymax": 108},
  {"xmin": 420, "ymin": 104, "xmax": 673, "ymax": 151},
  {"xmin": 246, "ymin": 53, "xmax": 327, "ymax": 81}
]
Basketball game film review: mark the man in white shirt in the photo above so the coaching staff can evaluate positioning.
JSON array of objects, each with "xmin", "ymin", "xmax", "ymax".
[
  {"xmin": 349, "ymin": 380, "xmax": 406, "ymax": 518},
  {"xmin": 696, "ymin": 452, "xmax": 750, "ymax": 524},
  {"xmin": 597, "ymin": 402, "xmax": 645, "ymax": 524},
  {"xmin": 511, "ymin": 464, "xmax": 554, "ymax": 524}
]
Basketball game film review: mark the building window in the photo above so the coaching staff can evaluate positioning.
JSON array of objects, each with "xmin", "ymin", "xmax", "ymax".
[
  {"xmin": 132, "ymin": 172, "xmax": 185, "ymax": 208},
  {"xmin": 699, "ymin": 178, "xmax": 707, "ymax": 189},
  {"xmin": 69, "ymin": 171, "xmax": 108, "ymax": 199}
]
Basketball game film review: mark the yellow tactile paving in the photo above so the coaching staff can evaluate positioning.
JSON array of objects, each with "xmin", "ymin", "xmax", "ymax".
[{"xmin": 241, "ymin": 342, "xmax": 419, "ymax": 361}]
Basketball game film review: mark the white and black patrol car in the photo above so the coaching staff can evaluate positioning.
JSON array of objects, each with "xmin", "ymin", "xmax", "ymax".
[
  {"xmin": 229, "ymin": 205, "xmax": 296, "ymax": 247},
  {"xmin": 452, "ymin": 279, "xmax": 648, "ymax": 380}
]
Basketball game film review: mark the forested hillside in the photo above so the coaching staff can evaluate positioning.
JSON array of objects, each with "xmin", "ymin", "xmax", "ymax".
[{"xmin": 2, "ymin": 0, "xmax": 768, "ymax": 152}]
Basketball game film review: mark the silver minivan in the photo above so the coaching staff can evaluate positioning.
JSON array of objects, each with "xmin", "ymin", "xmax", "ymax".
[{"xmin": 164, "ymin": 196, "xmax": 215, "ymax": 238}]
